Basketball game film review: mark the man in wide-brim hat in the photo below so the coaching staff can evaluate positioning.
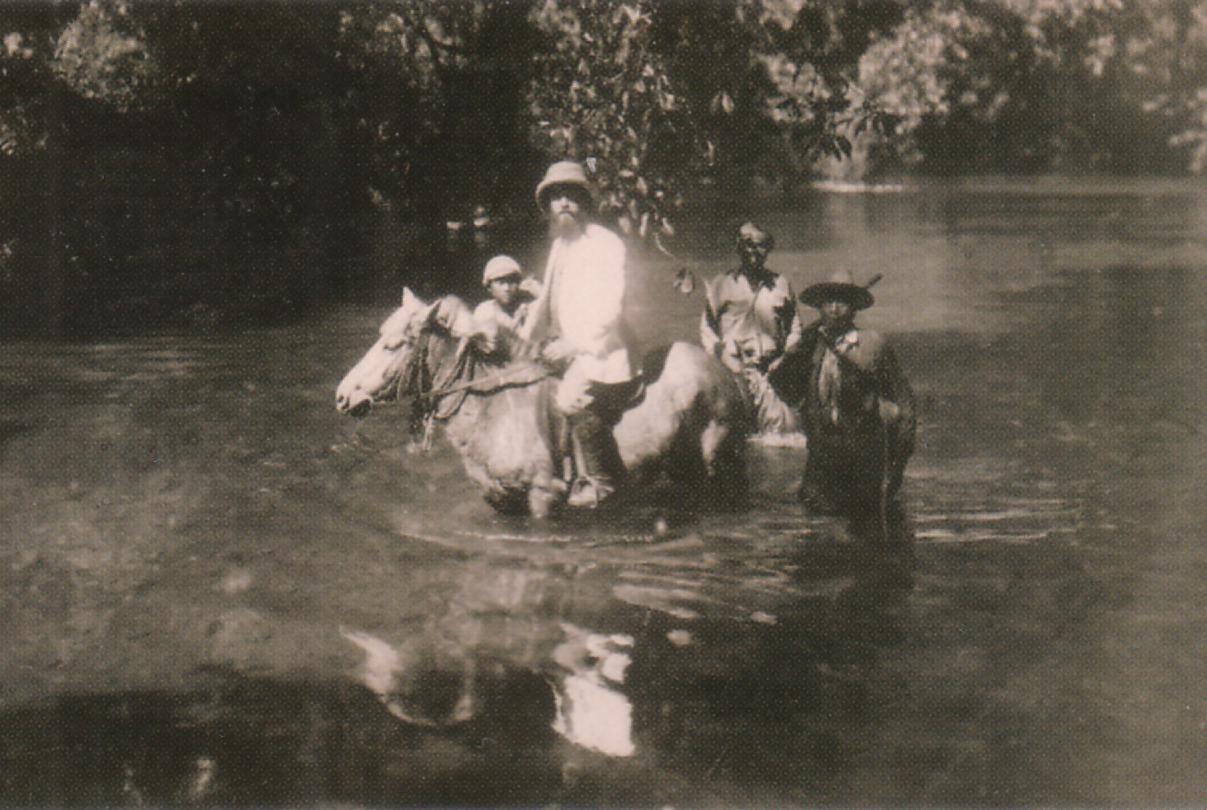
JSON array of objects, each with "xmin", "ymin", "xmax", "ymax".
[
  {"xmin": 798, "ymin": 269, "xmax": 876, "ymax": 311},
  {"xmin": 699, "ymin": 221, "xmax": 803, "ymax": 438},
  {"xmin": 520, "ymin": 160, "xmax": 639, "ymax": 508},
  {"xmin": 773, "ymin": 269, "xmax": 916, "ymax": 514}
]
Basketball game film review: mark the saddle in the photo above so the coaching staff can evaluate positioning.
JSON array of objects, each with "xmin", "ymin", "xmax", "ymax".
[
  {"xmin": 533, "ymin": 355, "xmax": 653, "ymax": 488},
  {"xmin": 427, "ymin": 337, "xmax": 651, "ymax": 488}
]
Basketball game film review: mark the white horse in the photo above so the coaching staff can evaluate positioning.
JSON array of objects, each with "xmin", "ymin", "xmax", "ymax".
[{"xmin": 336, "ymin": 289, "xmax": 751, "ymax": 517}]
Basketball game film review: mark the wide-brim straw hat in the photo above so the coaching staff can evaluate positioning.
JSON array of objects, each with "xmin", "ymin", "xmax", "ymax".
[
  {"xmin": 535, "ymin": 161, "xmax": 593, "ymax": 208},
  {"xmin": 800, "ymin": 269, "xmax": 874, "ymax": 310}
]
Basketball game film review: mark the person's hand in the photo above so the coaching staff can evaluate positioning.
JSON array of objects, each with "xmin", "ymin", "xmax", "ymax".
[
  {"xmin": 541, "ymin": 337, "xmax": 575, "ymax": 365},
  {"xmin": 471, "ymin": 332, "xmax": 498, "ymax": 356},
  {"xmin": 878, "ymin": 398, "xmax": 901, "ymax": 424},
  {"xmin": 519, "ymin": 277, "xmax": 543, "ymax": 297},
  {"xmin": 718, "ymin": 340, "xmax": 743, "ymax": 374},
  {"xmin": 469, "ymin": 320, "xmax": 499, "ymax": 355}
]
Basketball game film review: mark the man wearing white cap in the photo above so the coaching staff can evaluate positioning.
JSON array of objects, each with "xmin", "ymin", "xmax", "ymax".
[
  {"xmin": 472, "ymin": 254, "xmax": 539, "ymax": 363},
  {"xmin": 519, "ymin": 160, "xmax": 639, "ymax": 508}
]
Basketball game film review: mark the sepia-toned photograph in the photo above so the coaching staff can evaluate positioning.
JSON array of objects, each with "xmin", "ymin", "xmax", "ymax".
[{"xmin": 1, "ymin": 0, "xmax": 1204, "ymax": 806}]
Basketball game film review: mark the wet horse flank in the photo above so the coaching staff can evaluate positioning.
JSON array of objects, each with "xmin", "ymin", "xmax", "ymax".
[{"xmin": 336, "ymin": 290, "xmax": 751, "ymax": 517}]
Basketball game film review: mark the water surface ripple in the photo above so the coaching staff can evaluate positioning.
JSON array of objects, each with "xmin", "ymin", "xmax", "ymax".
[{"xmin": 1, "ymin": 177, "xmax": 1204, "ymax": 806}]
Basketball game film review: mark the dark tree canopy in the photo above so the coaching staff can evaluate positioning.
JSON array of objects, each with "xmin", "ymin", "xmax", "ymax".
[{"xmin": 1, "ymin": 0, "xmax": 1203, "ymax": 334}]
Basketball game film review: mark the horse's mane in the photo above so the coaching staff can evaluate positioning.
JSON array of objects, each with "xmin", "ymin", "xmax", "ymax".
[
  {"xmin": 425, "ymin": 294, "xmax": 476, "ymax": 339},
  {"xmin": 420, "ymin": 294, "xmax": 548, "ymax": 420}
]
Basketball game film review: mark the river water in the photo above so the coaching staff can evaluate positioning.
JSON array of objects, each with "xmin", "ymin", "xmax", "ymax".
[{"xmin": 1, "ymin": 177, "xmax": 1204, "ymax": 806}]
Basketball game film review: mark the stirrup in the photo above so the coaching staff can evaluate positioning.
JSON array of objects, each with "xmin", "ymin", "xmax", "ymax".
[{"xmin": 567, "ymin": 476, "xmax": 614, "ymax": 509}]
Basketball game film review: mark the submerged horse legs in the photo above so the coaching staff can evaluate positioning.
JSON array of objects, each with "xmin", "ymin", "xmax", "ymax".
[
  {"xmin": 700, "ymin": 419, "xmax": 748, "ymax": 508},
  {"xmin": 662, "ymin": 418, "xmax": 747, "ymax": 510},
  {"xmin": 527, "ymin": 468, "xmax": 566, "ymax": 520}
]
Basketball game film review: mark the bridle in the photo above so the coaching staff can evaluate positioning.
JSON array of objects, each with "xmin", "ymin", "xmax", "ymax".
[
  {"xmin": 389, "ymin": 329, "xmax": 431, "ymax": 446},
  {"xmin": 395, "ymin": 329, "xmax": 432, "ymax": 406},
  {"xmin": 395, "ymin": 325, "xmax": 547, "ymax": 450}
]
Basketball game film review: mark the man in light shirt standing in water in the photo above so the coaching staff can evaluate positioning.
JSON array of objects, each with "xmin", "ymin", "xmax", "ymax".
[
  {"xmin": 700, "ymin": 221, "xmax": 803, "ymax": 438},
  {"xmin": 519, "ymin": 161, "xmax": 640, "ymax": 508}
]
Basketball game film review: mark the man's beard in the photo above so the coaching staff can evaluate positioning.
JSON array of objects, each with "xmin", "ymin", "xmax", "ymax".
[{"xmin": 549, "ymin": 210, "xmax": 585, "ymax": 240}]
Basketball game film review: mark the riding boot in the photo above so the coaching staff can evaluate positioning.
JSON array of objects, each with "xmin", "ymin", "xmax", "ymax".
[{"xmin": 566, "ymin": 407, "xmax": 622, "ymax": 508}]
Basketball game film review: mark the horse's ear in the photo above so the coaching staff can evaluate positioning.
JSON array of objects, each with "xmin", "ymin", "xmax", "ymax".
[
  {"xmin": 419, "ymin": 298, "xmax": 445, "ymax": 329},
  {"xmin": 380, "ymin": 287, "xmax": 427, "ymax": 340}
]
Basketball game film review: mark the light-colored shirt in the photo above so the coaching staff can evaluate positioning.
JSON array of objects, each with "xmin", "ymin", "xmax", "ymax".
[
  {"xmin": 700, "ymin": 268, "xmax": 802, "ymax": 373},
  {"xmin": 529, "ymin": 223, "xmax": 638, "ymax": 384},
  {"xmin": 817, "ymin": 328, "xmax": 859, "ymax": 426},
  {"xmin": 472, "ymin": 298, "xmax": 532, "ymax": 362}
]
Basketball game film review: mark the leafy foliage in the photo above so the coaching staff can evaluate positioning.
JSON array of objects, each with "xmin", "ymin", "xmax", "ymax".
[
  {"xmin": 0, "ymin": 0, "xmax": 1202, "ymax": 334},
  {"xmin": 52, "ymin": 0, "xmax": 158, "ymax": 112},
  {"xmin": 850, "ymin": 0, "xmax": 1207, "ymax": 174},
  {"xmin": 529, "ymin": 0, "xmax": 697, "ymax": 243}
]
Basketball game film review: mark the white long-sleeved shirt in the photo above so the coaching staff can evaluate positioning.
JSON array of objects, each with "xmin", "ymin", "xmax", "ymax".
[{"xmin": 534, "ymin": 223, "xmax": 638, "ymax": 384}]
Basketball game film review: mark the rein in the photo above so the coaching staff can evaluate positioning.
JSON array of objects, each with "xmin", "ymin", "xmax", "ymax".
[
  {"xmin": 403, "ymin": 329, "xmax": 547, "ymax": 434},
  {"xmin": 395, "ymin": 331, "xmax": 431, "ymax": 404},
  {"xmin": 397, "ymin": 332, "xmax": 433, "ymax": 446},
  {"xmin": 391, "ymin": 320, "xmax": 549, "ymax": 453},
  {"xmin": 418, "ymin": 359, "xmax": 547, "ymax": 407}
]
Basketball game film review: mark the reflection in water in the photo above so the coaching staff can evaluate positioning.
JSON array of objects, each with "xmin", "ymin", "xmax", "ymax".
[
  {"xmin": 341, "ymin": 627, "xmax": 477, "ymax": 727},
  {"xmin": 1, "ymin": 177, "xmax": 1205, "ymax": 805},
  {"xmin": 0, "ymin": 674, "xmax": 561, "ymax": 806},
  {"xmin": 550, "ymin": 623, "xmax": 636, "ymax": 757},
  {"xmin": 186, "ymin": 755, "xmax": 217, "ymax": 803}
]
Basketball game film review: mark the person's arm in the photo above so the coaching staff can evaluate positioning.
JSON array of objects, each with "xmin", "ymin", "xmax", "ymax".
[
  {"xmin": 877, "ymin": 343, "xmax": 916, "ymax": 436},
  {"xmin": 517, "ymin": 243, "xmax": 559, "ymax": 345},
  {"xmin": 700, "ymin": 277, "xmax": 723, "ymax": 357},
  {"xmin": 780, "ymin": 278, "xmax": 804, "ymax": 358},
  {"xmin": 765, "ymin": 323, "xmax": 819, "ymax": 408}
]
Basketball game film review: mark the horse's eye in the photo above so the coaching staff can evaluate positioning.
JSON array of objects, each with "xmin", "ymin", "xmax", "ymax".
[{"xmin": 383, "ymin": 334, "xmax": 408, "ymax": 351}]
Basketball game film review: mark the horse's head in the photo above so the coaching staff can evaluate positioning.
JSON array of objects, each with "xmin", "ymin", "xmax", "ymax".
[{"xmin": 336, "ymin": 287, "xmax": 476, "ymax": 417}]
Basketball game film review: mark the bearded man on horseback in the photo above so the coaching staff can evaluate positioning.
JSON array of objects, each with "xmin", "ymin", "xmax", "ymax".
[{"xmin": 518, "ymin": 161, "xmax": 641, "ymax": 508}]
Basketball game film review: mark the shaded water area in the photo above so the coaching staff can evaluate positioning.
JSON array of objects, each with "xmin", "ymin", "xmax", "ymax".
[{"xmin": 2, "ymin": 177, "xmax": 1204, "ymax": 805}]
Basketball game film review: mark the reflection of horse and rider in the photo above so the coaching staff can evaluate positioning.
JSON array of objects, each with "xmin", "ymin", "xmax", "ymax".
[{"xmin": 336, "ymin": 159, "xmax": 915, "ymax": 518}]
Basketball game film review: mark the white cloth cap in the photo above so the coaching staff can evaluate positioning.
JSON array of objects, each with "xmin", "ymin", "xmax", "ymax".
[{"xmin": 482, "ymin": 255, "xmax": 522, "ymax": 285}]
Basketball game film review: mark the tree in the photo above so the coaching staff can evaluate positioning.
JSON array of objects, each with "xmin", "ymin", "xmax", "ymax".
[
  {"xmin": 51, "ymin": 0, "xmax": 158, "ymax": 111},
  {"xmin": 2, "ymin": 0, "xmax": 1202, "ymax": 335},
  {"xmin": 844, "ymin": 0, "xmax": 1207, "ymax": 175}
]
